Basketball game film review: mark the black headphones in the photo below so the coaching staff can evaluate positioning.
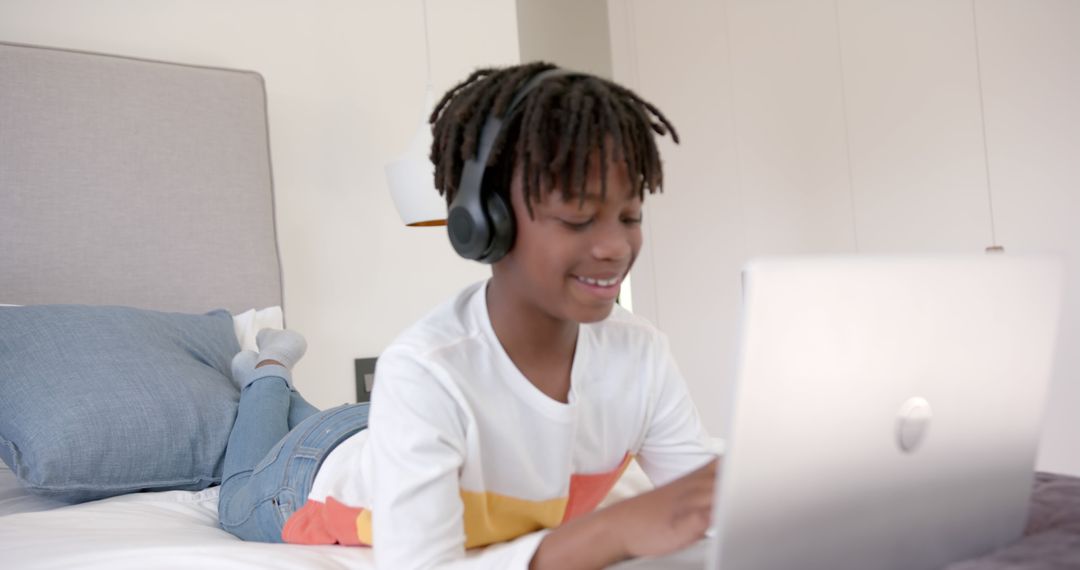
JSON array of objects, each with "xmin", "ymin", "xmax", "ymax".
[{"xmin": 446, "ymin": 68, "xmax": 581, "ymax": 263}]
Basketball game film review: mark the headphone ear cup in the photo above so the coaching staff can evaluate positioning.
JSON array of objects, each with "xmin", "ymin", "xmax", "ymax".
[
  {"xmin": 481, "ymin": 191, "xmax": 515, "ymax": 263},
  {"xmin": 447, "ymin": 202, "xmax": 490, "ymax": 261}
]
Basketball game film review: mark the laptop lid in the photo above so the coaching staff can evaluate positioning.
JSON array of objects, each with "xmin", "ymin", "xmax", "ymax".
[{"xmin": 706, "ymin": 255, "xmax": 1063, "ymax": 570}]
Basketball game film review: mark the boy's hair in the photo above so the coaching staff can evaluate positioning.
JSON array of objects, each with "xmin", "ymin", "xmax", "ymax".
[{"xmin": 428, "ymin": 61, "xmax": 679, "ymax": 216}]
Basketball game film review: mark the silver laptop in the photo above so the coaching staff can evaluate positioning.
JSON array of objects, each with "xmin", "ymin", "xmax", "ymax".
[{"xmin": 618, "ymin": 255, "xmax": 1062, "ymax": 570}]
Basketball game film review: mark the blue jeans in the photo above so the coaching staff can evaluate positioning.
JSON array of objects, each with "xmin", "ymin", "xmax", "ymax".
[{"xmin": 218, "ymin": 366, "xmax": 370, "ymax": 543}]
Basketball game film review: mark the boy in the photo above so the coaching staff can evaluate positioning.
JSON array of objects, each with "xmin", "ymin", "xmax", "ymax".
[{"xmin": 219, "ymin": 62, "xmax": 717, "ymax": 569}]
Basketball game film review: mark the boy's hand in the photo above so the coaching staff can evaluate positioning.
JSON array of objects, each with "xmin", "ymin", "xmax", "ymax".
[
  {"xmin": 607, "ymin": 457, "xmax": 719, "ymax": 558},
  {"xmin": 529, "ymin": 457, "xmax": 719, "ymax": 570}
]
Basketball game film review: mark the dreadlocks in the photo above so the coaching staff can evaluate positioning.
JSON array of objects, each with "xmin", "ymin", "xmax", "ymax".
[{"xmin": 429, "ymin": 61, "xmax": 679, "ymax": 217}]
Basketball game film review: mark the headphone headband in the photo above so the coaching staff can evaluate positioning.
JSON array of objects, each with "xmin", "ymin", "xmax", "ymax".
[{"xmin": 471, "ymin": 68, "xmax": 577, "ymax": 163}]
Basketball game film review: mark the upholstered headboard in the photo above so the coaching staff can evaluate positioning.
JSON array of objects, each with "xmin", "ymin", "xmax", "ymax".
[{"xmin": 0, "ymin": 42, "xmax": 283, "ymax": 315}]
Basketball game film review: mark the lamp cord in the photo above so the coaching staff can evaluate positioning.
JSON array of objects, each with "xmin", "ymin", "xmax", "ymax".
[
  {"xmin": 422, "ymin": 0, "xmax": 433, "ymax": 90},
  {"xmin": 970, "ymin": 0, "xmax": 1000, "ymax": 250}
]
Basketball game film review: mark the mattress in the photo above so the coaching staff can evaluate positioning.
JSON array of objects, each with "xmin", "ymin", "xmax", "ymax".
[
  {"xmin": 6, "ymin": 462, "xmax": 1080, "ymax": 568},
  {"xmin": 0, "ymin": 463, "xmax": 371, "ymax": 569}
]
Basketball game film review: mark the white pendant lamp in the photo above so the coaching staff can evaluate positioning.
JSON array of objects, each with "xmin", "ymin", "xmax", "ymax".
[{"xmin": 386, "ymin": 0, "xmax": 446, "ymax": 227}]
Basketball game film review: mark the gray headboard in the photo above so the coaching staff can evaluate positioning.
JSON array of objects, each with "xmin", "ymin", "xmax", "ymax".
[{"xmin": 0, "ymin": 42, "xmax": 283, "ymax": 315}]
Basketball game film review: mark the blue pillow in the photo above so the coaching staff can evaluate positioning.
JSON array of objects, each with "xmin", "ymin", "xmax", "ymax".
[{"xmin": 0, "ymin": 305, "xmax": 240, "ymax": 502}]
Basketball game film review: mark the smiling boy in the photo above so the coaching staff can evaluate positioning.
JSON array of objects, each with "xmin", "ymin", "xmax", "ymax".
[
  {"xmin": 358, "ymin": 62, "xmax": 717, "ymax": 568},
  {"xmin": 218, "ymin": 62, "xmax": 717, "ymax": 570}
]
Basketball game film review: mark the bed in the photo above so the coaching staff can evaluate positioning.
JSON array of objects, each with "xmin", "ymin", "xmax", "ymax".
[
  {"xmin": 0, "ymin": 40, "xmax": 381, "ymax": 568},
  {"xmin": 1, "ymin": 41, "xmax": 1079, "ymax": 569}
]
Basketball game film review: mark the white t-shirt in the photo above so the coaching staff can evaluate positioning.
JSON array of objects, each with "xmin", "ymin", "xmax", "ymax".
[{"xmin": 282, "ymin": 280, "xmax": 713, "ymax": 569}]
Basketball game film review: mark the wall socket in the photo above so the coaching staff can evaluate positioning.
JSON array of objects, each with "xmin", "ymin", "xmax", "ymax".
[{"xmin": 354, "ymin": 357, "xmax": 377, "ymax": 403}]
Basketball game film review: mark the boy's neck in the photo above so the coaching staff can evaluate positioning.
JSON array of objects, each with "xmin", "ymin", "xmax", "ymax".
[{"xmin": 485, "ymin": 278, "xmax": 578, "ymax": 403}]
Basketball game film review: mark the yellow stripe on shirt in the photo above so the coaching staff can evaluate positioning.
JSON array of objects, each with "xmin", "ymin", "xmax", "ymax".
[{"xmin": 459, "ymin": 490, "xmax": 568, "ymax": 548}]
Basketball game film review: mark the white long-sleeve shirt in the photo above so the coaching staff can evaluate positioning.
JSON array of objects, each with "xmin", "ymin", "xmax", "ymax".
[{"xmin": 282, "ymin": 281, "xmax": 713, "ymax": 568}]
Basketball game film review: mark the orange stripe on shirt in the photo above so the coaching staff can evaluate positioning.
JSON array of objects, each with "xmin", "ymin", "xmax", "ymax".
[
  {"xmin": 562, "ymin": 452, "xmax": 633, "ymax": 523},
  {"xmin": 282, "ymin": 497, "xmax": 370, "ymax": 546}
]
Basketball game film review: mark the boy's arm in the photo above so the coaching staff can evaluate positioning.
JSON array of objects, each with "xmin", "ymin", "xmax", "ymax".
[
  {"xmin": 369, "ymin": 348, "xmax": 548, "ymax": 569},
  {"xmin": 529, "ymin": 458, "xmax": 718, "ymax": 569},
  {"xmin": 634, "ymin": 333, "xmax": 717, "ymax": 485},
  {"xmin": 530, "ymin": 331, "xmax": 721, "ymax": 569}
]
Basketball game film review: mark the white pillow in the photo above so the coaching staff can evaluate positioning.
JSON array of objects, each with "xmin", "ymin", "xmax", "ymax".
[{"xmin": 231, "ymin": 306, "xmax": 285, "ymax": 352}]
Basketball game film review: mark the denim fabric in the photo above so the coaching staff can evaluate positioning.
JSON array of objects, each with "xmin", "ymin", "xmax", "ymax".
[
  {"xmin": 288, "ymin": 390, "xmax": 321, "ymax": 430},
  {"xmin": 0, "ymin": 305, "xmax": 240, "ymax": 502},
  {"xmin": 218, "ymin": 373, "xmax": 369, "ymax": 543}
]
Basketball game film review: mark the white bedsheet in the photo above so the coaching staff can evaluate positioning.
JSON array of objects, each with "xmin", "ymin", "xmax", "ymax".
[
  {"xmin": 0, "ymin": 459, "xmax": 661, "ymax": 569},
  {"xmin": 0, "ymin": 464, "xmax": 375, "ymax": 569}
]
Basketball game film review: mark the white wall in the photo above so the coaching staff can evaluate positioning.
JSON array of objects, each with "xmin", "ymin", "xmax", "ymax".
[
  {"xmin": 610, "ymin": 0, "xmax": 1080, "ymax": 475},
  {"xmin": 0, "ymin": 0, "xmax": 516, "ymax": 408},
  {"xmin": 974, "ymin": 0, "xmax": 1080, "ymax": 476},
  {"xmin": 516, "ymin": 0, "xmax": 613, "ymax": 78}
]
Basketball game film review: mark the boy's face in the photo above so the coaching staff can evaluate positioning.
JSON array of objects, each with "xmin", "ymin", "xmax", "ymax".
[{"xmin": 496, "ymin": 150, "xmax": 643, "ymax": 324}]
